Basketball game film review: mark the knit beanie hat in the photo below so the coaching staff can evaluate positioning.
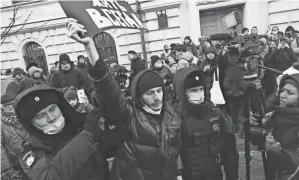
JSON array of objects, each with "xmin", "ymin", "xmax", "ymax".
[
  {"xmin": 184, "ymin": 70, "xmax": 204, "ymax": 90},
  {"xmin": 12, "ymin": 68, "xmax": 25, "ymax": 77},
  {"xmin": 137, "ymin": 71, "xmax": 164, "ymax": 97},
  {"xmin": 59, "ymin": 54, "xmax": 71, "ymax": 64},
  {"xmin": 242, "ymin": 27, "xmax": 249, "ymax": 34},
  {"xmin": 150, "ymin": 55, "xmax": 162, "ymax": 66},
  {"xmin": 64, "ymin": 89, "xmax": 78, "ymax": 101},
  {"xmin": 1, "ymin": 94, "xmax": 16, "ymax": 104},
  {"xmin": 27, "ymin": 66, "xmax": 43, "ymax": 77}
]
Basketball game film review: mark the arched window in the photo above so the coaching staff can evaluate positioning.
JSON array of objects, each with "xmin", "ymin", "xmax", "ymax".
[
  {"xmin": 93, "ymin": 32, "xmax": 117, "ymax": 61},
  {"xmin": 23, "ymin": 42, "xmax": 49, "ymax": 75}
]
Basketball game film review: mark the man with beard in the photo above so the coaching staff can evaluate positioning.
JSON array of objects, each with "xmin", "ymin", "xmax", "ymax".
[
  {"xmin": 66, "ymin": 18, "xmax": 182, "ymax": 180},
  {"xmin": 14, "ymin": 85, "xmax": 111, "ymax": 180},
  {"xmin": 49, "ymin": 54, "xmax": 90, "ymax": 94},
  {"xmin": 173, "ymin": 68, "xmax": 238, "ymax": 180},
  {"xmin": 6, "ymin": 68, "xmax": 26, "ymax": 96}
]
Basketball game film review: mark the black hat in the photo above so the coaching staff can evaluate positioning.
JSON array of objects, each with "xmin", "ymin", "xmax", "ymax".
[
  {"xmin": 128, "ymin": 50, "xmax": 137, "ymax": 55},
  {"xmin": 59, "ymin": 53, "xmax": 71, "ymax": 64},
  {"xmin": 285, "ymin": 26, "xmax": 295, "ymax": 33},
  {"xmin": 1, "ymin": 93, "xmax": 16, "ymax": 104},
  {"xmin": 12, "ymin": 68, "xmax": 25, "ymax": 77},
  {"xmin": 137, "ymin": 71, "xmax": 164, "ymax": 97},
  {"xmin": 14, "ymin": 86, "xmax": 61, "ymax": 123},
  {"xmin": 184, "ymin": 70, "xmax": 204, "ymax": 90},
  {"xmin": 242, "ymin": 27, "xmax": 249, "ymax": 34},
  {"xmin": 77, "ymin": 55, "xmax": 85, "ymax": 61},
  {"xmin": 150, "ymin": 55, "xmax": 161, "ymax": 66},
  {"xmin": 184, "ymin": 36, "xmax": 192, "ymax": 42}
]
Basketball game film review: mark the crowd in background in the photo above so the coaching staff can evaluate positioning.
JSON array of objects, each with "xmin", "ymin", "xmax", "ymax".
[{"xmin": 1, "ymin": 23, "xmax": 299, "ymax": 180}]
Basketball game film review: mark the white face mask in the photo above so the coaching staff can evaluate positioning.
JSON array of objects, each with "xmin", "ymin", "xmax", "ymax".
[
  {"xmin": 186, "ymin": 91, "xmax": 205, "ymax": 105},
  {"xmin": 143, "ymin": 104, "xmax": 162, "ymax": 115},
  {"xmin": 33, "ymin": 114, "xmax": 65, "ymax": 135}
]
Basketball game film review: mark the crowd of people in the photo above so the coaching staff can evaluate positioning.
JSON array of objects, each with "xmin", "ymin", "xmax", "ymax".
[{"xmin": 1, "ymin": 17, "xmax": 299, "ymax": 180}]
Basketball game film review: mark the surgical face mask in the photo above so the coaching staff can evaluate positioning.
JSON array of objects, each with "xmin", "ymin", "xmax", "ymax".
[
  {"xmin": 186, "ymin": 91, "xmax": 205, "ymax": 105},
  {"xmin": 33, "ymin": 114, "xmax": 65, "ymax": 135}
]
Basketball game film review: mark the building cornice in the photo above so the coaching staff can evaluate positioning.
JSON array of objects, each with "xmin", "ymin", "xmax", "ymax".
[
  {"xmin": 140, "ymin": 1, "xmax": 181, "ymax": 13},
  {"xmin": 196, "ymin": 0, "xmax": 247, "ymax": 11},
  {"xmin": 1, "ymin": 0, "xmax": 58, "ymax": 12}
]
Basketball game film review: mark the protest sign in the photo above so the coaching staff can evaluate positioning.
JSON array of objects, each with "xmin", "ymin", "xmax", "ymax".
[{"xmin": 58, "ymin": 0, "xmax": 147, "ymax": 37}]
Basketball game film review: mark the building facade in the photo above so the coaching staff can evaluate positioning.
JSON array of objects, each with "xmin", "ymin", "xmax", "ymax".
[{"xmin": 1, "ymin": 0, "xmax": 298, "ymax": 74}]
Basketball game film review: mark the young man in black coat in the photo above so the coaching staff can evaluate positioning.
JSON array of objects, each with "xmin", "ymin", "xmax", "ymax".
[{"xmin": 14, "ymin": 85, "xmax": 110, "ymax": 180}]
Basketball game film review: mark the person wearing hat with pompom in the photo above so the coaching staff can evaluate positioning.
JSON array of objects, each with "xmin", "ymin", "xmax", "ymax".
[
  {"xmin": 172, "ymin": 68, "xmax": 238, "ymax": 180},
  {"xmin": 66, "ymin": 18, "xmax": 182, "ymax": 180},
  {"xmin": 26, "ymin": 62, "xmax": 48, "ymax": 84},
  {"xmin": 1, "ymin": 93, "xmax": 30, "ymax": 180},
  {"xmin": 13, "ymin": 85, "xmax": 115, "ymax": 180},
  {"xmin": 6, "ymin": 68, "xmax": 26, "ymax": 96}
]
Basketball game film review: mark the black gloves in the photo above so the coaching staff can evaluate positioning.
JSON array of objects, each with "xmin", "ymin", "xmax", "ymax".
[{"xmin": 84, "ymin": 108, "xmax": 104, "ymax": 140}]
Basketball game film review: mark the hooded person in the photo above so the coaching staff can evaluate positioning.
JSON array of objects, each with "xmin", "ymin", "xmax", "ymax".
[
  {"xmin": 1, "ymin": 94, "xmax": 30, "ymax": 180},
  {"xmin": 250, "ymin": 74, "xmax": 299, "ymax": 179},
  {"xmin": 183, "ymin": 36, "xmax": 198, "ymax": 57},
  {"xmin": 63, "ymin": 88, "xmax": 94, "ymax": 113},
  {"xmin": 67, "ymin": 18, "xmax": 183, "ymax": 180},
  {"xmin": 258, "ymin": 37, "xmax": 269, "ymax": 59},
  {"xmin": 49, "ymin": 53, "xmax": 91, "ymax": 96},
  {"xmin": 77, "ymin": 55, "xmax": 87, "ymax": 72},
  {"xmin": 13, "ymin": 84, "xmax": 111, "ymax": 180},
  {"xmin": 6, "ymin": 68, "xmax": 26, "ymax": 96},
  {"xmin": 172, "ymin": 68, "xmax": 238, "ymax": 180}
]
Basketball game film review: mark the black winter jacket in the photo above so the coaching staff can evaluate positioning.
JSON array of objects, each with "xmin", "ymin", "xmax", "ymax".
[
  {"xmin": 173, "ymin": 68, "xmax": 239, "ymax": 180},
  {"xmin": 13, "ymin": 85, "xmax": 109, "ymax": 180},
  {"xmin": 88, "ymin": 60, "xmax": 182, "ymax": 180}
]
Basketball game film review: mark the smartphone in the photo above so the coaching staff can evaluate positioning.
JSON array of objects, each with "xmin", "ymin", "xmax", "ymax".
[{"xmin": 77, "ymin": 89, "xmax": 87, "ymax": 104}]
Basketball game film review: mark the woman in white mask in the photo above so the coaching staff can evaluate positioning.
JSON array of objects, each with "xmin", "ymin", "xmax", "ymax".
[
  {"xmin": 13, "ymin": 84, "xmax": 111, "ymax": 180},
  {"xmin": 173, "ymin": 68, "xmax": 239, "ymax": 180}
]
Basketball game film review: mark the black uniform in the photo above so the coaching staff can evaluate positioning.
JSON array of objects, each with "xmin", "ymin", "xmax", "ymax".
[
  {"xmin": 173, "ymin": 68, "xmax": 239, "ymax": 180},
  {"xmin": 13, "ymin": 85, "xmax": 110, "ymax": 180}
]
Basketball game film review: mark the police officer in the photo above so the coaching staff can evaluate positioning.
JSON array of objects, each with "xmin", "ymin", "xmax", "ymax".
[
  {"xmin": 13, "ymin": 85, "xmax": 110, "ymax": 180},
  {"xmin": 173, "ymin": 68, "xmax": 239, "ymax": 180}
]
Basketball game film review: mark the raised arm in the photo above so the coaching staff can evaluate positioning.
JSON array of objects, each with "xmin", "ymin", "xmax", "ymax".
[{"xmin": 66, "ymin": 18, "xmax": 132, "ymax": 125}]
